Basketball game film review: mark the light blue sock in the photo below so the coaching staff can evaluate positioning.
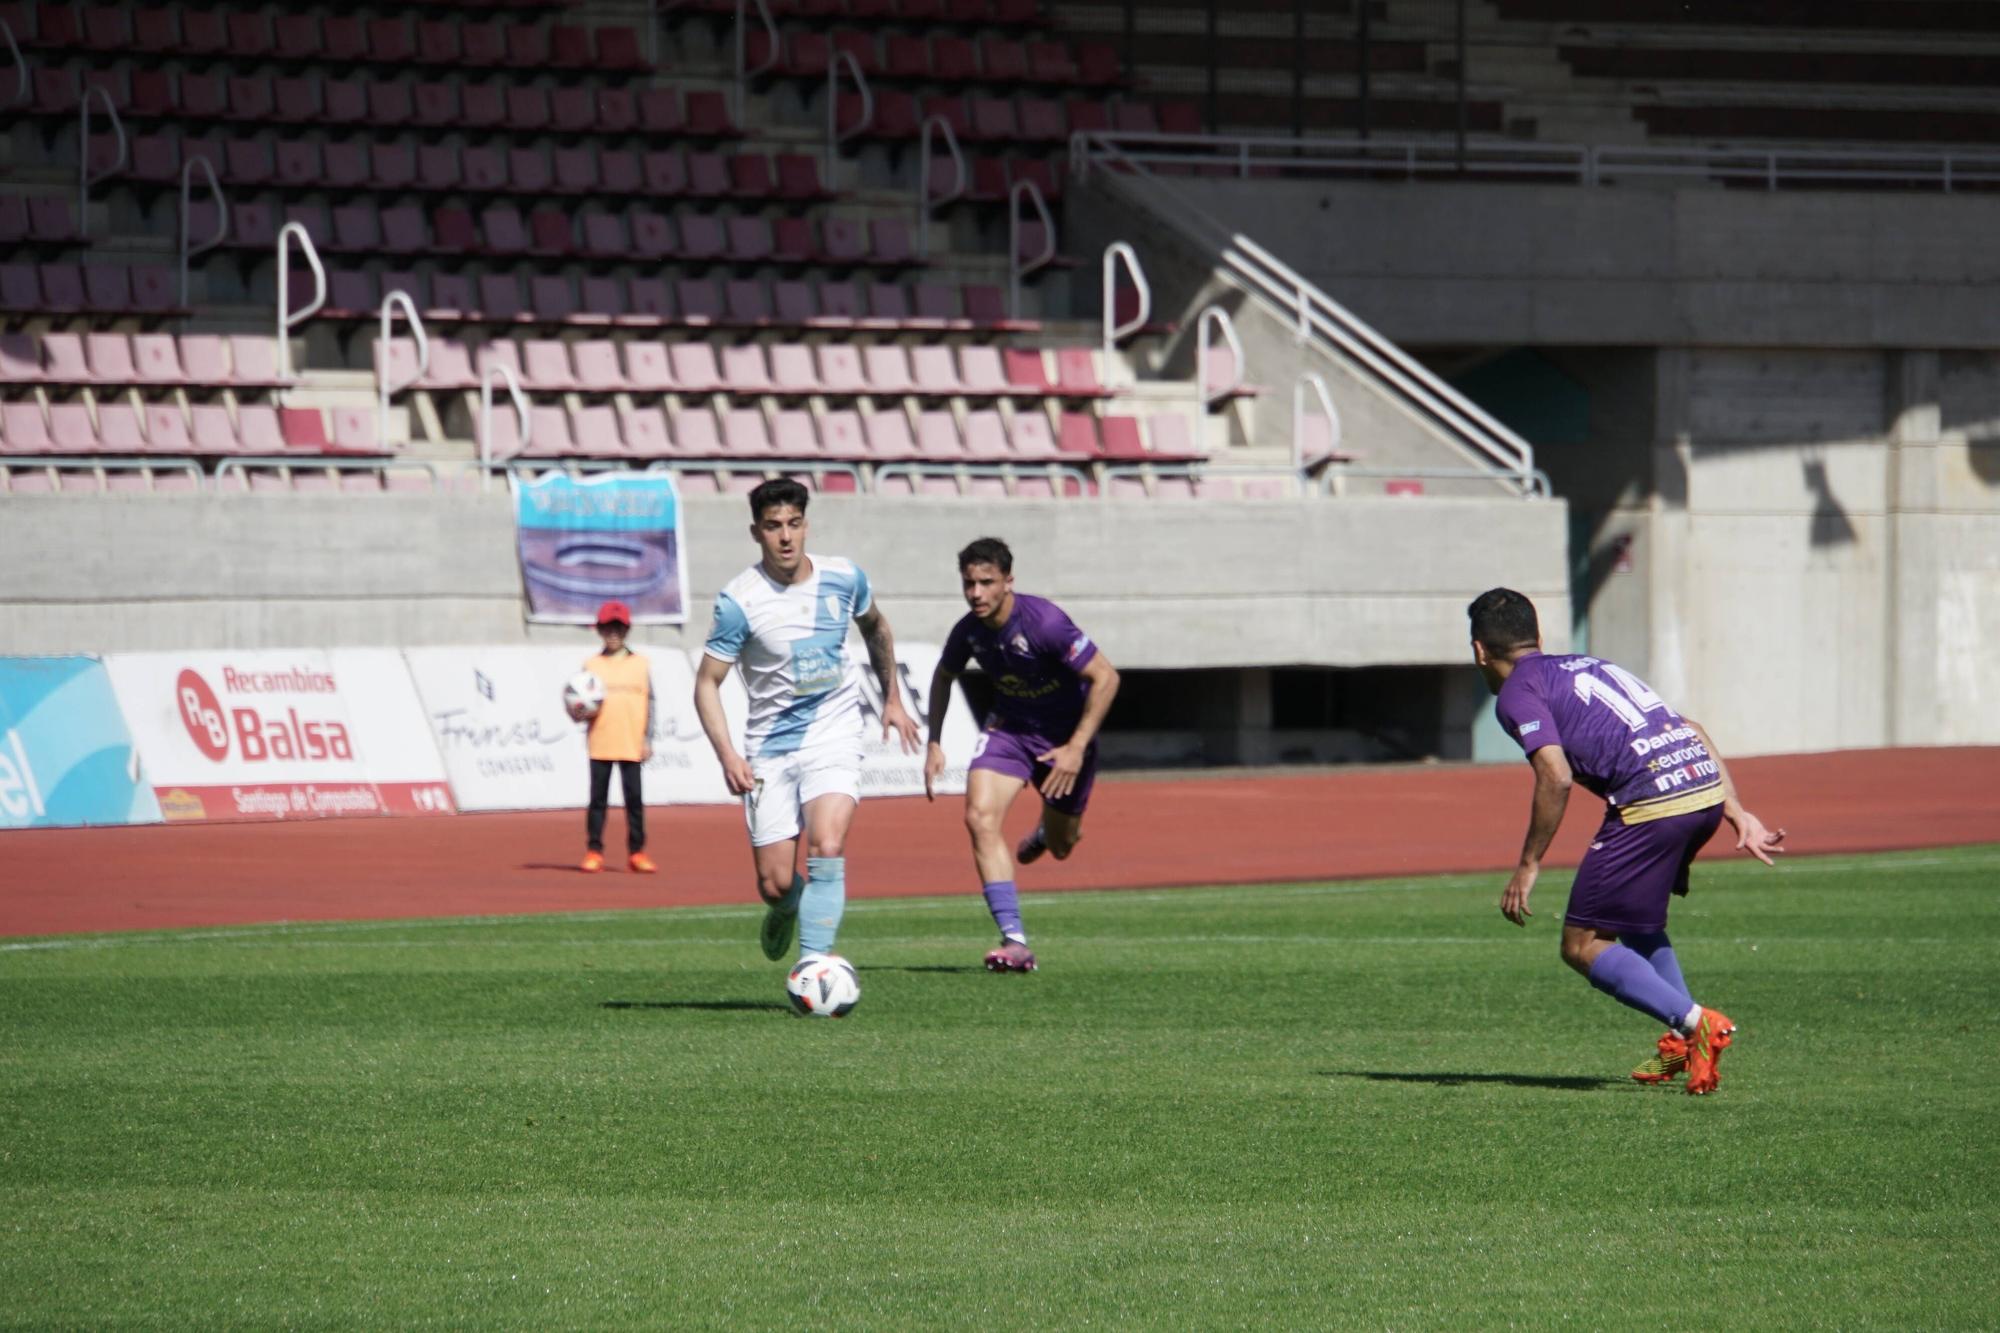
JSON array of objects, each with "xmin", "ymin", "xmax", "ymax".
[{"xmin": 798, "ymin": 856, "xmax": 845, "ymax": 957}]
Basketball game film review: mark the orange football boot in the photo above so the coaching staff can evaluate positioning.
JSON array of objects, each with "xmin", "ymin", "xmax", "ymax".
[
  {"xmin": 1631, "ymin": 1031, "xmax": 1688, "ymax": 1084},
  {"xmin": 1683, "ymin": 1008, "xmax": 1736, "ymax": 1096},
  {"xmin": 628, "ymin": 852, "xmax": 658, "ymax": 874},
  {"xmin": 580, "ymin": 851, "xmax": 605, "ymax": 873}
]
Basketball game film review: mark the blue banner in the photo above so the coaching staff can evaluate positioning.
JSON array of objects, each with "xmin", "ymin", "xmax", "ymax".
[
  {"xmin": 0, "ymin": 657, "xmax": 162, "ymax": 828},
  {"xmin": 512, "ymin": 471, "xmax": 688, "ymax": 624}
]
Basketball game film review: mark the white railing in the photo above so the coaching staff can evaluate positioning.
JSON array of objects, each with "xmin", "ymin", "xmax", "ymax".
[
  {"xmin": 77, "ymin": 83, "xmax": 127, "ymax": 238},
  {"xmin": 917, "ymin": 115, "xmax": 966, "ymax": 261},
  {"xmin": 1196, "ymin": 304, "xmax": 1245, "ymax": 408},
  {"xmin": 480, "ymin": 363, "xmax": 530, "ymax": 470},
  {"xmin": 825, "ymin": 49, "xmax": 872, "ymax": 188},
  {"xmin": 377, "ymin": 290, "xmax": 428, "ymax": 453},
  {"xmin": 1, "ymin": 18, "xmax": 26, "ymax": 110},
  {"xmin": 178, "ymin": 157, "xmax": 226, "ymax": 308},
  {"xmin": 732, "ymin": 0, "xmax": 778, "ymax": 127},
  {"xmin": 1073, "ymin": 132, "xmax": 1540, "ymax": 496},
  {"xmin": 275, "ymin": 222, "xmax": 324, "ymax": 385},
  {"xmin": 1101, "ymin": 242, "xmax": 1149, "ymax": 387},
  {"xmin": 1007, "ymin": 179, "xmax": 1055, "ymax": 323},
  {"xmin": 1293, "ymin": 372, "xmax": 1341, "ymax": 474},
  {"xmin": 1066, "ymin": 130, "xmax": 2000, "ymax": 194}
]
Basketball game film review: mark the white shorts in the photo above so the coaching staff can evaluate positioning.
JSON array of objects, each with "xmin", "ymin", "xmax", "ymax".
[{"xmin": 744, "ymin": 741, "xmax": 863, "ymax": 847}]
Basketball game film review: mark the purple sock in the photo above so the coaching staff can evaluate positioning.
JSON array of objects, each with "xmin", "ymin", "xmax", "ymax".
[
  {"xmin": 1586, "ymin": 945, "xmax": 1693, "ymax": 1028},
  {"xmin": 1624, "ymin": 931, "xmax": 1692, "ymax": 1010},
  {"xmin": 981, "ymin": 880, "xmax": 1025, "ymax": 944}
]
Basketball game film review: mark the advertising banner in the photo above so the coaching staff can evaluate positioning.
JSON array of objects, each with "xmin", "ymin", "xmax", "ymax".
[
  {"xmin": 403, "ymin": 645, "xmax": 746, "ymax": 812},
  {"xmin": 513, "ymin": 471, "xmax": 687, "ymax": 625},
  {"xmin": 857, "ymin": 642, "xmax": 977, "ymax": 799},
  {"xmin": 103, "ymin": 650, "xmax": 454, "ymax": 822},
  {"xmin": 0, "ymin": 657, "xmax": 162, "ymax": 828}
]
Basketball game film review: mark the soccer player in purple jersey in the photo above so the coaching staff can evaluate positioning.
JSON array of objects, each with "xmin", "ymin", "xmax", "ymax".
[
  {"xmin": 1469, "ymin": 588, "xmax": 1786, "ymax": 1095},
  {"xmin": 922, "ymin": 538, "xmax": 1120, "ymax": 972}
]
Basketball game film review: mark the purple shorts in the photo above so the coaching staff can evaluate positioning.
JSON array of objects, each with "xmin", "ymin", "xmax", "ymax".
[
  {"xmin": 1565, "ymin": 803, "xmax": 1724, "ymax": 936},
  {"xmin": 968, "ymin": 728, "xmax": 1098, "ymax": 817}
]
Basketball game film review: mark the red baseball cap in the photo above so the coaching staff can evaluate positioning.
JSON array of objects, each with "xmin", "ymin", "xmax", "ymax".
[{"xmin": 595, "ymin": 600, "xmax": 632, "ymax": 627}]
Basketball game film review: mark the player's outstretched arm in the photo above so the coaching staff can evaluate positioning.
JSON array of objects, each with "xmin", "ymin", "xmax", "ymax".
[
  {"xmin": 922, "ymin": 660, "xmax": 958, "ymax": 802},
  {"xmin": 1685, "ymin": 718, "xmax": 1786, "ymax": 865},
  {"xmin": 693, "ymin": 654, "xmax": 754, "ymax": 795},
  {"xmin": 1503, "ymin": 744, "xmax": 1573, "ymax": 926},
  {"xmin": 1036, "ymin": 653, "xmax": 1120, "ymax": 802},
  {"xmin": 855, "ymin": 606, "xmax": 921, "ymax": 754}
]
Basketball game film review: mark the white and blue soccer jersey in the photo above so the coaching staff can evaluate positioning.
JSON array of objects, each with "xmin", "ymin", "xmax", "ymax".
[{"xmin": 703, "ymin": 555, "xmax": 873, "ymax": 760}]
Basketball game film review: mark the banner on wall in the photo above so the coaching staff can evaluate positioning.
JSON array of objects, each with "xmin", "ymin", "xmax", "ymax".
[
  {"xmin": 857, "ymin": 641, "xmax": 977, "ymax": 799},
  {"xmin": 102, "ymin": 650, "xmax": 455, "ymax": 822},
  {"xmin": 0, "ymin": 657, "xmax": 162, "ymax": 828},
  {"xmin": 512, "ymin": 471, "xmax": 687, "ymax": 625},
  {"xmin": 402, "ymin": 645, "xmax": 745, "ymax": 812}
]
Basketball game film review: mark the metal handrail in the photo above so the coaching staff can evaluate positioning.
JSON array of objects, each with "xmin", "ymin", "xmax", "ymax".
[
  {"xmin": 0, "ymin": 456, "xmax": 205, "ymax": 490},
  {"xmin": 480, "ymin": 363, "xmax": 530, "ymax": 470},
  {"xmin": 77, "ymin": 83, "xmax": 127, "ymax": 238},
  {"xmin": 178, "ymin": 156, "xmax": 227, "ymax": 309},
  {"xmin": 215, "ymin": 457, "xmax": 444, "ymax": 490},
  {"xmin": 733, "ymin": 0, "xmax": 779, "ymax": 126},
  {"xmin": 1073, "ymin": 133, "xmax": 1539, "ymax": 494},
  {"xmin": 1196, "ymin": 304, "xmax": 1245, "ymax": 408},
  {"xmin": 1293, "ymin": 371, "xmax": 1340, "ymax": 474},
  {"xmin": 637, "ymin": 459, "xmax": 867, "ymax": 490},
  {"xmin": 1, "ymin": 18, "xmax": 26, "ymax": 110},
  {"xmin": 377, "ymin": 290, "xmax": 428, "ymax": 452},
  {"xmin": 275, "ymin": 222, "xmax": 325, "ymax": 384},
  {"xmin": 917, "ymin": 114, "xmax": 966, "ymax": 261},
  {"xmin": 825, "ymin": 49, "xmax": 873, "ymax": 188},
  {"xmin": 1101, "ymin": 241, "xmax": 1150, "ymax": 386},
  {"xmin": 871, "ymin": 460, "xmax": 1092, "ymax": 497},
  {"xmin": 1315, "ymin": 464, "xmax": 1553, "ymax": 499},
  {"xmin": 1065, "ymin": 129, "xmax": 2000, "ymax": 195},
  {"xmin": 1007, "ymin": 179, "xmax": 1056, "ymax": 322}
]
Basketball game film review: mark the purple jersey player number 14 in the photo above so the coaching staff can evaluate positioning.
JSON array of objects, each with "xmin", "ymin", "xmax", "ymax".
[{"xmin": 1495, "ymin": 653, "xmax": 1724, "ymax": 824}]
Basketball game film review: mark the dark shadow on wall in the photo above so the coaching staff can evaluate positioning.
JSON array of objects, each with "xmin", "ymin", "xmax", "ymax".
[{"xmin": 1804, "ymin": 458, "xmax": 1858, "ymax": 547}]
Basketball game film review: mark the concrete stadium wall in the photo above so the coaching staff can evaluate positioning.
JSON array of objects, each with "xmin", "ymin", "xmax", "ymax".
[
  {"xmin": 1168, "ymin": 178, "xmax": 2000, "ymax": 351},
  {"xmin": 0, "ymin": 493, "xmax": 1572, "ymax": 671}
]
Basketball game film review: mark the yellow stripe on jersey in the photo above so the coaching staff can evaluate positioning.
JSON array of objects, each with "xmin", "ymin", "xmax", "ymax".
[{"xmin": 1617, "ymin": 784, "xmax": 1725, "ymax": 825}]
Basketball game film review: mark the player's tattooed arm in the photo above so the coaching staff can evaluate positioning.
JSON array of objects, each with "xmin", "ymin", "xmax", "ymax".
[
  {"xmin": 856, "ymin": 606, "xmax": 921, "ymax": 754},
  {"xmin": 1684, "ymin": 718, "xmax": 1786, "ymax": 865},
  {"xmin": 1502, "ymin": 744, "xmax": 1573, "ymax": 926}
]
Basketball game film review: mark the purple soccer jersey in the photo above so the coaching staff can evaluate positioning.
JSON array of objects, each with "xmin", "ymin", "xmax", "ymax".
[
  {"xmin": 941, "ymin": 593, "xmax": 1099, "ymax": 739},
  {"xmin": 1494, "ymin": 652, "xmax": 1723, "ymax": 822}
]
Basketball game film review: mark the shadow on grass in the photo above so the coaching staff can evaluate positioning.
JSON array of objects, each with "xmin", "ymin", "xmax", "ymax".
[
  {"xmin": 1321, "ymin": 1070, "xmax": 1621, "ymax": 1092},
  {"xmin": 601, "ymin": 1000, "xmax": 789, "ymax": 1014},
  {"xmin": 857, "ymin": 964, "xmax": 979, "ymax": 975}
]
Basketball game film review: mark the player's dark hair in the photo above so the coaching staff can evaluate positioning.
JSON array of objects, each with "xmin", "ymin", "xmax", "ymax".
[
  {"xmin": 1467, "ymin": 588, "xmax": 1540, "ymax": 654},
  {"xmin": 957, "ymin": 537, "xmax": 1013, "ymax": 575},
  {"xmin": 748, "ymin": 477, "xmax": 809, "ymax": 521}
]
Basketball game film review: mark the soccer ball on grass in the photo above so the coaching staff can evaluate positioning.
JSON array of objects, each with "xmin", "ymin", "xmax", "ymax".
[{"xmin": 786, "ymin": 953, "xmax": 861, "ymax": 1018}]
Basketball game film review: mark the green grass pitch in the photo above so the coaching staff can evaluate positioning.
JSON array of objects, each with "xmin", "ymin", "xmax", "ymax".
[{"xmin": 3, "ymin": 846, "xmax": 1997, "ymax": 1328}]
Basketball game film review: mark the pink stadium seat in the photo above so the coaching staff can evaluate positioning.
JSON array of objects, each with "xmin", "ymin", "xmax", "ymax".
[
  {"xmin": 280, "ymin": 407, "xmax": 331, "ymax": 452},
  {"xmin": 817, "ymin": 345, "xmax": 866, "ymax": 395},
  {"xmin": 1010, "ymin": 412, "xmax": 1059, "ymax": 457},
  {"xmin": 273, "ymin": 78, "xmax": 319, "ymax": 124},
  {"xmin": 818, "ymin": 283, "xmax": 864, "ymax": 325},
  {"xmin": 368, "ymin": 17, "xmax": 413, "ymax": 64},
  {"xmin": 959, "ymin": 346, "xmax": 1009, "ymax": 395},
  {"xmin": 820, "ymin": 410, "xmax": 868, "ymax": 459},
  {"xmin": 412, "ymin": 83, "xmax": 458, "ymax": 129},
  {"xmin": 628, "ymin": 278, "xmax": 674, "ymax": 324},
  {"xmin": 190, "ymin": 404, "xmax": 240, "ymax": 454},
  {"xmin": 1113, "ymin": 102, "xmax": 1159, "ymax": 134},
  {"xmin": 963, "ymin": 410, "xmax": 1011, "ymax": 459},
  {"xmin": 96, "ymin": 403, "xmax": 146, "ymax": 453},
  {"xmin": 237, "ymin": 405, "xmax": 286, "ymax": 454},
  {"xmin": 481, "ymin": 206, "xmax": 529, "ymax": 255},
  {"xmin": 41, "ymin": 333, "xmax": 88, "ymax": 383},
  {"xmin": 1004, "ymin": 348, "xmax": 1053, "ymax": 393},
  {"xmin": 505, "ymin": 87, "xmax": 551, "ymax": 132},
  {"xmin": 462, "ymin": 84, "xmax": 505, "ymax": 129},
  {"xmin": 685, "ymin": 92, "xmax": 737, "ymax": 138},
  {"xmin": 580, "ymin": 276, "xmax": 628, "ymax": 324},
  {"xmin": 1055, "ymin": 348, "xmax": 1103, "ymax": 395},
  {"xmin": 670, "ymin": 345, "xmax": 722, "ymax": 393},
  {"xmin": 1148, "ymin": 413, "xmax": 1200, "ymax": 459},
  {"xmin": 725, "ymin": 217, "xmax": 775, "ymax": 264},
  {"xmin": 1, "ymin": 265, "xmax": 41, "ymax": 311},
  {"xmin": 572, "ymin": 342, "xmax": 627, "ymax": 393},
  {"xmin": 522, "ymin": 340, "xmax": 577, "ymax": 392},
  {"xmin": 478, "ymin": 274, "xmax": 524, "ymax": 322},
  {"xmin": 600, "ymin": 150, "xmax": 642, "ymax": 194},
  {"xmin": 529, "ymin": 213, "xmax": 572, "ymax": 258},
  {"xmin": 912, "ymin": 346, "xmax": 962, "ymax": 395},
  {"xmin": 370, "ymin": 82, "xmax": 415, "ymax": 126},
  {"xmin": 518, "ymin": 405, "xmax": 575, "ymax": 459},
  {"xmin": 678, "ymin": 280, "xmax": 725, "ymax": 325},
  {"xmin": 423, "ymin": 340, "xmax": 479, "ymax": 391},
  {"xmin": 1202, "ymin": 347, "xmax": 1240, "ymax": 399},
  {"xmin": 723, "ymin": 408, "xmax": 778, "ymax": 456},
  {"xmin": 688, "ymin": 152, "xmax": 730, "ymax": 198},
  {"xmin": 680, "ymin": 216, "xmax": 726, "ymax": 262},
  {"xmin": 475, "ymin": 342, "xmax": 525, "ymax": 389},
  {"xmin": 823, "ymin": 219, "xmax": 867, "ymax": 264},
  {"xmin": 570, "ymin": 404, "xmax": 623, "ymax": 458},
  {"xmin": 623, "ymin": 343, "xmax": 675, "ymax": 391},
  {"xmin": 324, "ymin": 18, "xmax": 365, "ymax": 61},
  {"xmin": 554, "ymin": 148, "xmax": 598, "ymax": 194},
  {"xmin": 867, "ymin": 283, "xmax": 914, "ymax": 326},
  {"xmin": 722, "ymin": 345, "xmax": 773, "ymax": 393},
  {"xmin": 177, "ymin": 335, "xmax": 227, "ymax": 386},
  {"xmin": 507, "ymin": 147, "xmax": 551, "ymax": 195},
  {"xmin": 1, "ymin": 403, "xmax": 52, "ymax": 453},
  {"xmin": 1099, "ymin": 415, "xmax": 1147, "ymax": 460},
  {"xmin": 40, "ymin": 265, "xmax": 86, "ymax": 314},
  {"xmin": 597, "ymin": 90, "xmax": 638, "ymax": 134},
  {"xmin": 618, "ymin": 406, "xmax": 673, "ymax": 458},
  {"xmin": 863, "ymin": 345, "xmax": 916, "ymax": 394},
  {"xmin": 916, "ymin": 410, "xmax": 964, "ymax": 460},
  {"xmin": 631, "ymin": 212, "xmax": 676, "ymax": 261},
  {"xmin": 369, "ymin": 145, "xmax": 415, "ymax": 190},
  {"xmin": 427, "ymin": 274, "xmax": 474, "ymax": 321},
  {"xmin": 770, "ymin": 345, "xmax": 819, "ymax": 394},
  {"xmin": 84, "ymin": 333, "xmax": 136, "ymax": 383},
  {"xmin": 145, "ymin": 403, "xmax": 192, "ymax": 453},
  {"xmin": 771, "ymin": 409, "xmax": 823, "ymax": 456},
  {"xmin": 553, "ymin": 89, "xmax": 596, "ymax": 134},
  {"xmin": 729, "ymin": 154, "xmax": 775, "ymax": 199},
  {"xmin": 1057, "ymin": 412, "xmax": 1100, "ymax": 457},
  {"xmin": 82, "ymin": 267, "xmax": 132, "ymax": 314},
  {"xmin": 0, "ymin": 333, "xmax": 41, "ymax": 383},
  {"xmin": 727, "ymin": 280, "xmax": 774, "ymax": 325},
  {"xmin": 675, "ymin": 407, "xmax": 723, "ymax": 456},
  {"xmin": 229, "ymin": 336, "xmax": 282, "ymax": 386},
  {"xmin": 864, "ymin": 411, "xmax": 918, "ymax": 460},
  {"xmin": 325, "ymin": 142, "xmax": 369, "ymax": 187}
]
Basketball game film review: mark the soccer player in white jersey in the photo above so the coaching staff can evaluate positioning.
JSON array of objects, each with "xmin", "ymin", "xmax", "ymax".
[{"xmin": 693, "ymin": 478, "xmax": 922, "ymax": 964}]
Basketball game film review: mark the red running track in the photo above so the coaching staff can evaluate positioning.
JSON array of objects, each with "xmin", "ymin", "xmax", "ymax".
[{"xmin": 3, "ymin": 747, "xmax": 1995, "ymax": 938}]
